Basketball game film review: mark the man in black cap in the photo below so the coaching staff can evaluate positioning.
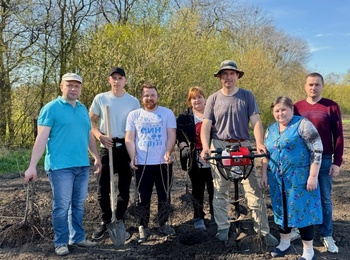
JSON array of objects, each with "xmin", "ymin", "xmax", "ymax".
[
  {"xmin": 200, "ymin": 60, "xmax": 278, "ymax": 246},
  {"xmin": 89, "ymin": 67, "xmax": 140, "ymax": 240}
]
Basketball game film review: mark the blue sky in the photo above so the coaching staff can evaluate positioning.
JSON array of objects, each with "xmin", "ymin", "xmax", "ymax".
[{"xmin": 239, "ymin": 0, "xmax": 350, "ymax": 76}]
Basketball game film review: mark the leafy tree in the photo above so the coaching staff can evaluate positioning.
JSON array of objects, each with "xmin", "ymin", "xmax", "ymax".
[
  {"xmin": 0, "ymin": 0, "xmax": 41, "ymax": 145},
  {"xmin": 8, "ymin": 0, "xmax": 346, "ymax": 147}
]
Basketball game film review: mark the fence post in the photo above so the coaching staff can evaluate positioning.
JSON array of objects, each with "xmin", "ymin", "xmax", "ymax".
[{"xmin": 33, "ymin": 118, "xmax": 37, "ymax": 140}]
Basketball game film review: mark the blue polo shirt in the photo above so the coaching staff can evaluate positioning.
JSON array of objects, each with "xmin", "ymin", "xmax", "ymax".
[{"xmin": 38, "ymin": 96, "xmax": 91, "ymax": 171}]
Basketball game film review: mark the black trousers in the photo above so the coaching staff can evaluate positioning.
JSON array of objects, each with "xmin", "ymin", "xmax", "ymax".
[
  {"xmin": 135, "ymin": 164, "xmax": 173, "ymax": 228},
  {"xmin": 188, "ymin": 166, "xmax": 214, "ymax": 219},
  {"xmin": 97, "ymin": 138, "xmax": 132, "ymax": 223}
]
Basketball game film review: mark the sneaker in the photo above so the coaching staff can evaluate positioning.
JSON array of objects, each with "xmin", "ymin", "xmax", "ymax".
[
  {"xmin": 138, "ymin": 225, "xmax": 150, "ymax": 243},
  {"xmin": 271, "ymin": 246, "xmax": 291, "ymax": 258},
  {"xmin": 92, "ymin": 222, "xmax": 108, "ymax": 240},
  {"xmin": 55, "ymin": 245, "xmax": 69, "ymax": 256},
  {"xmin": 290, "ymin": 228, "xmax": 301, "ymax": 241},
  {"xmin": 71, "ymin": 239, "xmax": 97, "ymax": 247},
  {"xmin": 159, "ymin": 223, "xmax": 176, "ymax": 236},
  {"xmin": 262, "ymin": 233, "xmax": 278, "ymax": 247},
  {"xmin": 215, "ymin": 228, "xmax": 229, "ymax": 241},
  {"xmin": 321, "ymin": 236, "xmax": 339, "ymax": 253},
  {"xmin": 125, "ymin": 231, "xmax": 131, "ymax": 240},
  {"xmin": 194, "ymin": 219, "xmax": 207, "ymax": 231}
]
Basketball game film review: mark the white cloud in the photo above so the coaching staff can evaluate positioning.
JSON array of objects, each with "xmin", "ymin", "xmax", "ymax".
[
  {"xmin": 315, "ymin": 32, "xmax": 350, "ymax": 37},
  {"xmin": 309, "ymin": 45, "xmax": 332, "ymax": 53},
  {"xmin": 315, "ymin": 33, "xmax": 333, "ymax": 38}
]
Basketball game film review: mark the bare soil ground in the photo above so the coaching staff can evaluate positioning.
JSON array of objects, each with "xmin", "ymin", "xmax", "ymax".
[{"xmin": 1, "ymin": 126, "xmax": 349, "ymax": 260}]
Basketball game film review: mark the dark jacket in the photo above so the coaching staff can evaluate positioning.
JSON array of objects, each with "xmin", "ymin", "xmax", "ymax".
[{"xmin": 176, "ymin": 107, "xmax": 197, "ymax": 171}]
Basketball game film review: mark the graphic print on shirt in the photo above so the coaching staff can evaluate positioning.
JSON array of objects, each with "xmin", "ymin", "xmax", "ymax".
[{"xmin": 137, "ymin": 113, "xmax": 165, "ymax": 152}]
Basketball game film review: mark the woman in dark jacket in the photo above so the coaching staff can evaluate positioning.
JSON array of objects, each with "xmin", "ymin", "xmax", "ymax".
[{"xmin": 177, "ymin": 86, "xmax": 214, "ymax": 231}]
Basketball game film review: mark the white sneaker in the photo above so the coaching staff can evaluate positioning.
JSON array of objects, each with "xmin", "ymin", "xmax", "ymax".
[
  {"xmin": 55, "ymin": 245, "xmax": 69, "ymax": 256},
  {"xmin": 138, "ymin": 225, "xmax": 150, "ymax": 243},
  {"xmin": 321, "ymin": 236, "xmax": 339, "ymax": 253},
  {"xmin": 70, "ymin": 239, "xmax": 97, "ymax": 247},
  {"xmin": 290, "ymin": 228, "xmax": 301, "ymax": 241}
]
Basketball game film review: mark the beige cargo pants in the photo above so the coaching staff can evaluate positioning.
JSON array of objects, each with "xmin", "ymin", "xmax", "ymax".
[{"xmin": 210, "ymin": 139, "xmax": 270, "ymax": 235}]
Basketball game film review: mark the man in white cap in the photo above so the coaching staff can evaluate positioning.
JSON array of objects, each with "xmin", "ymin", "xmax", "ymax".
[
  {"xmin": 24, "ymin": 73, "xmax": 102, "ymax": 256},
  {"xmin": 200, "ymin": 60, "xmax": 278, "ymax": 246}
]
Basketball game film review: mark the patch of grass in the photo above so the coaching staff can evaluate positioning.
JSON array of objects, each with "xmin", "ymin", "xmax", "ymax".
[
  {"xmin": 343, "ymin": 118, "xmax": 350, "ymax": 125},
  {"xmin": 0, "ymin": 148, "xmax": 43, "ymax": 176}
]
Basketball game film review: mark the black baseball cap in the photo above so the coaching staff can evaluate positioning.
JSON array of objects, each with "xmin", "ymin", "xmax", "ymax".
[{"xmin": 109, "ymin": 67, "xmax": 126, "ymax": 77}]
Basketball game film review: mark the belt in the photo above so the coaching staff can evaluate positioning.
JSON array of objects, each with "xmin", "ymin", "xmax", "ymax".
[
  {"xmin": 222, "ymin": 139, "xmax": 245, "ymax": 143},
  {"xmin": 112, "ymin": 137, "xmax": 125, "ymax": 145},
  {"xmin": 112, "ymin": 137, "xmax": 125, "ymax": 141}
]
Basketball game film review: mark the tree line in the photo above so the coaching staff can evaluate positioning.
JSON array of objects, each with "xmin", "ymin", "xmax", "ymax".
[{"xmin": 1, "ymin": 0, "xmax": 349, "ymax": 147}]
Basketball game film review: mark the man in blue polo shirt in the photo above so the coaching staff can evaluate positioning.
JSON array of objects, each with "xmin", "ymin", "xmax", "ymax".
[{"xmin": 24, "ymin": 73, "xmax": 102, "ymax": 256}]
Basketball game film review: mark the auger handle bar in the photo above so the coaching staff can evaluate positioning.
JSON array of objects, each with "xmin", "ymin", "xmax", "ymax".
[{"xmin": 203, "ymin": 148, "xmax": 269, "ymax": 161}]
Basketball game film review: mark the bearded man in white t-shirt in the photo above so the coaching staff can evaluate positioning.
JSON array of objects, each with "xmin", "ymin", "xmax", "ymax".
[{"xmin": 125, "ymin": 82, "xmax": 177, "ymax": 243}]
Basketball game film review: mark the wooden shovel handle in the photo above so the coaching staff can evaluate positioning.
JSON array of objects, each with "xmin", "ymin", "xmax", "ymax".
[{"xmin": 105, "ymin": 106, "xmax": 116, "ymax": 220}]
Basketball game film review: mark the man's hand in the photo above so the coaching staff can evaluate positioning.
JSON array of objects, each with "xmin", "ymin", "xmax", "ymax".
[
  {"xmin": 99, "ymin": 135, "xmax": 113, "ymax": 148},
  {"xmin": 93, "ymin": 158, "xmax": 102, "ymax": 175},
  {"xmin": 164, "ymin": 153, "xmax": 172, "ymax": 164},
  {"xmin": 256, "ymin": 142, "xmax": 267, "ymax": 154},
  {"xmin": 24, "ymin": 167, "xmax": 37, "ymax": 183},
  {"xmin": 181, "ymin": 146, "xmax": 191, "ymax": 159},
  {"xmin": 200, "ymin": 148, "xmax": 210, "ymax": 161},
  {"xmin": 260, "ymin": 173, "xmax": 268, "ymax": 188},
  {"xmin": 330, "ymin": 164, "xmax": 340, "ymax": 178},
  {"xmin": 129, "ymin": 157, "xmax": 138, "ymax": 170}
]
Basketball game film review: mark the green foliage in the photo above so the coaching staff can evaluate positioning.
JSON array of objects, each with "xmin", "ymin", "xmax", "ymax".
[
  {"xmin": 0, "ymin": 147, "xmax": 43, "ymax": 175},
  {"xmin": 77, "ymin": 10, "xmax": 227, "ymax": 116},
  {"xmin": 11, "ymin": 85, "xmax": 42, "ymax": 146},
  {"xmin": 343, "ymin": 119, "xmax": 350, "ymax": 125},
  {"xmin": 76, "ymin": 6, "xmax": 309, "ymax": 120},
  {"xmin": 323, "ymin": 83, "xmax": 350, "ymax": 115},
  {"xmin": 8, "ymin": 0, "xmax": 349, "ymax": 151}
]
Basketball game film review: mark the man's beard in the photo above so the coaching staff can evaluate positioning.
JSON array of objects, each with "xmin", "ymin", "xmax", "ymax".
[{"xmin": 143, "ymin": 100, "xmax": 157, "ymax": 110}]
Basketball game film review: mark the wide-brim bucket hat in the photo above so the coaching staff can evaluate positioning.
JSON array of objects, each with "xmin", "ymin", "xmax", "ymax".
[{"xmin": 214, "ymin": 60, "xmax": 244, "ymax": 78}]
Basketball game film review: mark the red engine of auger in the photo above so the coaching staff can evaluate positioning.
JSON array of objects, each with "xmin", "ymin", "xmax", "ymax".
[
  {"xmin": 221, "ymin": 145, "xmax": 251, "ymax": 167},
  {"xmin": 204, "ymin": 145, "xmax": 269, "ymax": 241}
]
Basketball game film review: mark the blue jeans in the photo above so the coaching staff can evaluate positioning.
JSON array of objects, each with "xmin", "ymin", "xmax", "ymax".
[
  {"xmin": 48, "ymin": 166, "xmax": 89, "ymax": 247},
  {"xmin": 318, "ymin": 156, "xmax": 333, "ymax": 237}
]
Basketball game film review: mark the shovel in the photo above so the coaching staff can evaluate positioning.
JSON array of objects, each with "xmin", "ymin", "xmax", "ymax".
[{"xmin": 105, "ymin": 106, "xmax": 127, "ymax": 247}]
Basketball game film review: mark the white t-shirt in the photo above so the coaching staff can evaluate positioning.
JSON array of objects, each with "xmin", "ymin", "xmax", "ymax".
[
  {"xmin": 90, "ymin": 91, "xmax": 140, "ymax": 139},
  {"xmin": 126, "ymin": 106, "xmax": 176, "ymax": 165}
]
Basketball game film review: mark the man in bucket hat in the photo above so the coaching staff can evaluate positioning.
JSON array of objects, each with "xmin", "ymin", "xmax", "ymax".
[
  {"xmin": 201, "ymin": 60, "xmax": 278, "ymax": 246},
  {"xmin": 213, "ymin": 60, "xmax": 244, "ymax": 78}
]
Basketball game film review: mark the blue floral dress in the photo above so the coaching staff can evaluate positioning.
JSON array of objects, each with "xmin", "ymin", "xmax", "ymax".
[{"xmin": 265, "ymin": 116, "xmax": 322, "ymax": 228}]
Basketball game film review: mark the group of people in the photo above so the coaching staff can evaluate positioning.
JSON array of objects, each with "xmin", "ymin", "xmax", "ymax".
[{"xmin": 23, "ymin": 60, "xmax": 343, "ymax": 260}]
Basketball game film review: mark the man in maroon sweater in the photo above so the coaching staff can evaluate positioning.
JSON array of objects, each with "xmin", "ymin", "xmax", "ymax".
[{"xmin": 294, "ymin": 72, "xmax": 344, "ymax": 254}]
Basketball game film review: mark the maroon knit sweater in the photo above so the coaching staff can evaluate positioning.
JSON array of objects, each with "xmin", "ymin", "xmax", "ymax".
[{"xmin": 294, "ymin": 98, "xmax": 344, "ymax": 166}]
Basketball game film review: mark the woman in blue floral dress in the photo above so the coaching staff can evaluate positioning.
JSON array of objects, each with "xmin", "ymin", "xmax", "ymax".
[{"xmin": 260, "ymin": 96, "xmax": 323, "ymax": 260}]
